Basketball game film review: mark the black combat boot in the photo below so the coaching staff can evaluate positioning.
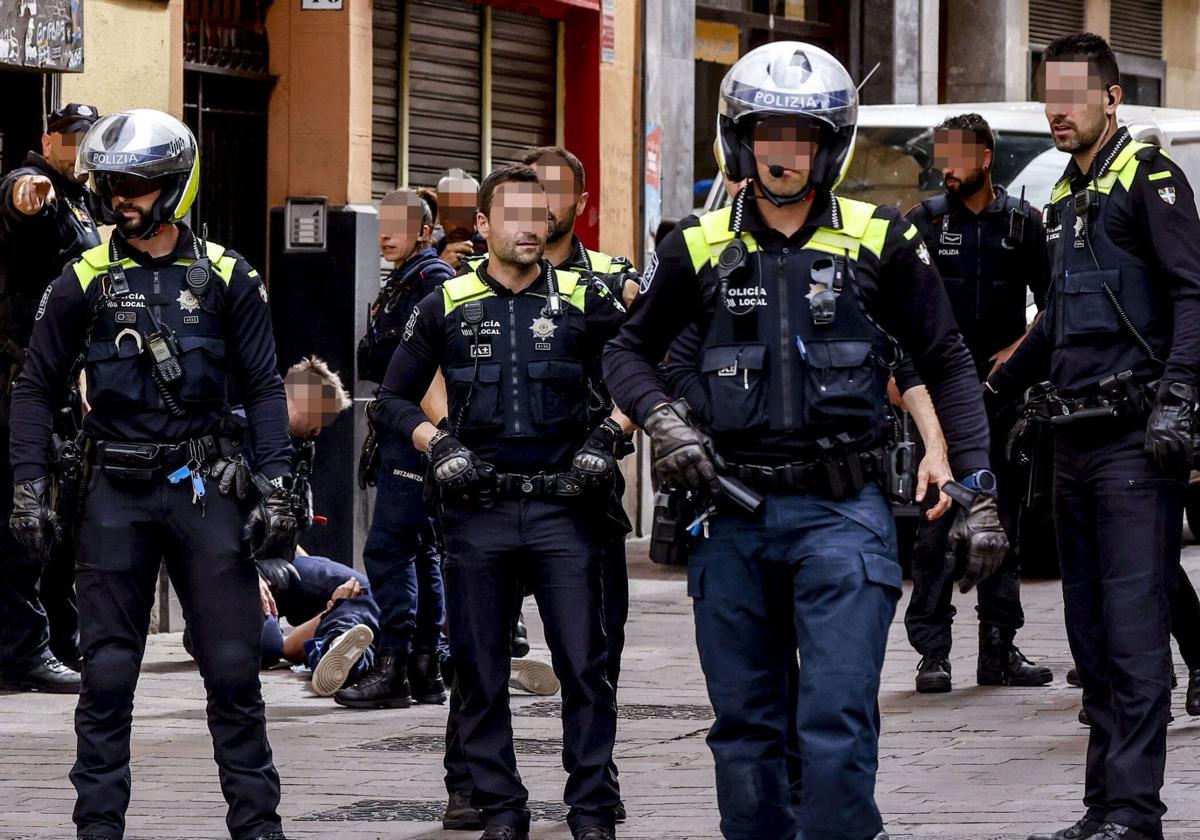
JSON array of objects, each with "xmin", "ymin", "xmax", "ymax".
[
  {"xmin": 1026, "ymin": 817, "xmax": 1104, "ymax": 840},
  {"xmin": 1093, "ymin": 823, "xmax": 1160, "ymax": 840},
  {"xmin": 333, "ymin": 651, "xmax": 412, "ymax": 709},
  {"xmin": 977, "ymin": 627, "xmax": 1053, "ymax": 686},
  {"xmin": 408, "ymin": 650, "xmax": 447, "ymax": 704},
  {"xmin": 1187, "ymin": 669, "xmax": 1200, "ymax": 716},
  {"xmin": 249, "ymin": 833, "xmax": 291, "ymax": 839},
  {"xmin": 573, "ymin": 827, "xmax": 615, "ymax": 840},
  {"xmin": 0, "ymin": 656, "xmax": 81, "ymax": 693},
  {"xmin": 915, "ymin": 651, "xmax": 952, "ymax": 693},
  {"xmin": 511, "ymin": 612, "xmax": 530, "ymax": 658},
  {"xmin": 443, "ymin": 788, "xmax": 483, "ymax": 830},
  {"xmin": 1067, "ymin": 666, "xmax": 1081, "ymax": 687},
  {"xmin": 480, "ymin": 826, "xmax": 528, "ymax": 840}
]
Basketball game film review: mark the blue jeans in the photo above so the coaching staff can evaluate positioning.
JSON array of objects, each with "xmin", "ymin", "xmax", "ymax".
[
  {"xmin": 362, "ymin": 433, "xmax": 446, "ymax": 655},
  {"xmin": 689, "ymin": 486, "xmax": 900, "ymax": 840}
]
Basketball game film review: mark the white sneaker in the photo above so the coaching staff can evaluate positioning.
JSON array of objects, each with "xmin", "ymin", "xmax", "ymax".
[
  {"xmin": 509, "ymin": 658, "xmax": 559, "ymax": 696},
  {"xmin": 311, "ymin": 624, "xmax": 374, "ymax": 697}
]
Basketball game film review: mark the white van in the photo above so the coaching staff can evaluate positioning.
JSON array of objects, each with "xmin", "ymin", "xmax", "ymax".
[{"xmin": 703, "ymin": 101, "xmax": 1200, "ymax": 217}]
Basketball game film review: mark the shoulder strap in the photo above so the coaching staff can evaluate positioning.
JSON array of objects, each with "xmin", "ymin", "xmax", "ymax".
[
  {"xmin": 442, "ymin": 269, "xmax": 492, "ymax": 313},
  {"xmin": 921, "ymin": 194, "xmax": 952, "ymax": 218}
]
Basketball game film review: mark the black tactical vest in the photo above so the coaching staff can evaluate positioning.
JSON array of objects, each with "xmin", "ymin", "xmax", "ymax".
[
  {"xmin": 74, "ymin": 238, "xmax": 237, "ymax": 417},
  {"xmin": 1047, "ymin": 139, "xmax": 1170, "ymax": 395},
  {"xmin": 683, "ymin": 196, "xmax": 899, "ymax": 458}
]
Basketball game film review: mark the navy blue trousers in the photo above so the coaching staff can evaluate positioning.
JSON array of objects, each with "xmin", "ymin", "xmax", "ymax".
[
  {"xmin": 441, "ymin": 498, "xmax": 618, "ymax": 834},
  {"xmin": 1055, "ymin": 426, "xmax": 1184, "ymax": 836},
  {"xmin": 362, "ymin": 434, "xmax": 445, "ymax": 656},
  {"xmin": 71, "ymin": 471, "xmax": 281, "ymax": 840},
  {"xmin": 690, "ymin": 486, "xmax": 900, "ymax": 840}
]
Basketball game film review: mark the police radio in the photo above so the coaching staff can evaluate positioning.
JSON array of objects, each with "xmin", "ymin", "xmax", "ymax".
[
  {"xmin": 142, "ymin": 305, "xmax": 183, "ymax": 386},
  {"xmin": 716, "ymin": 238, "xmax": 751, "ymax": 315},
  {"xmin": 1002, "ymin": 186, "xmax": 1028, "ymax": 250},
  {"xmin": 808, "ymin": 255, "xmax": 847, "ymax": 326},
  {"xmin": 186, "ymin": 225, "xmax": 213, "ymax": 299}
]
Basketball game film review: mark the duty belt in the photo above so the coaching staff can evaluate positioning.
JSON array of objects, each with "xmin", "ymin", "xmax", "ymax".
[
  {"xmin": 728, "ymin": 448, "xmax": 886, "ymax": 500},
  {"xmin": 90, "ymin": 434, "xmax": 241, "ymax": 481},
  {"xmin": 1022, "ymin": 370, "xmax": 1153, "ymax": 428},
  {"xmin": 493, "ymin": 471, "xmax": 585, "ymax": 500}
]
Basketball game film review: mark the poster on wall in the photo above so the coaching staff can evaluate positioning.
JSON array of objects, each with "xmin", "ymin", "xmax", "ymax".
[{"xmin": 0, "ymin": 0, "xmax": 84, "ymax": 72}]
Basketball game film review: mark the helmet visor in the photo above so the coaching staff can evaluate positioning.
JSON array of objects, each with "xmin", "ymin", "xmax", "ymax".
[
  {"xmin": 78, "ymin": 109, "xmax": 197, "ymax": 180},
  {"xmin": 94, "ymin": 171, "xmax": 174, "ymax": 200}
]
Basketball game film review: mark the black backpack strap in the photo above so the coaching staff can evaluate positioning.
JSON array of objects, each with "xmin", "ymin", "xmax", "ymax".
[{"xmin": 920, "ymin": 194, "xmax": 952, "ymax": 218}]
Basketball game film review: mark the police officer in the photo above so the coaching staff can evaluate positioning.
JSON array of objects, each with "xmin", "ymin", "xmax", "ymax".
[
  {"xmin": 903, "ymin": 113, "xmax": 1053, "ymax": 693},
  {"xmin": 0, "ymin": 102, "xmax": 101, "ymax": 692},
  {"xmin": 8, "ymin": 109, "xmax": 295, "ymax": 840},
  {"xmin": 375, "ymin": 164, "xmax": 627, "ymax": 840},
  {"xmin": 338, "ymin": 187, "xmax": 454, "ymax": 710},
  {"xmin": 987, "ymin": 34, "xmax": 1200, "ymax": 840},
  {"xmin": 520, "ymin": 144, "xmax": 639, "ymax": 695},
  {"xmin": 603, "ymin": 43, "xmax": 1005, "ymax": 840}
]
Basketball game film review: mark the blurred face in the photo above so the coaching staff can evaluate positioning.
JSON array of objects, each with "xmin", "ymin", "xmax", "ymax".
[
  {"xmin": 285, "ymin": 375, "xmax": 343, "ymax": 440},
  {"xmin": 100, "ymin": 172, "xmax": 165, "ymax": 235},
  {"xmin": 1044, "ymin": 59, "xmax": 1116, "ymax": 153},
  {"xmin": 751, "ymin": 116, "xmax": 819, "ymax": 198},
  {"xmin": 933, "ymin": 129, "xmax": 990, "ymax": 197},
  {"xmin": 438, "ymin": 178, "xmax": 480, "ymax": 241},
  {"xmin": 379, "ymin": 191, "xmax": 428, "ymax": 264},
  {"xmin": 531, "ymin": 154, "xmax": 587, "ymax": 243},
  {"xmin": 42, "ymin": 131, "xmax": 86, "ymax": 181},
  {"xmin": 477, "ymin": 180, "xmax": 549, "ymax": 269}
]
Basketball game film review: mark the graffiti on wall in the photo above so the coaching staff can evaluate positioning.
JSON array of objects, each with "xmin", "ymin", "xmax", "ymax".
[{"xmin": 0, "ymin": 0, "xmax": 84, "ymax": 72}]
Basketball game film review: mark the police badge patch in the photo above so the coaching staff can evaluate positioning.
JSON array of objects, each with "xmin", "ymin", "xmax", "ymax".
[
  {"xmin": 529, "ymin": 316, "xmax": 557, "ymax": 341},
  {"xmin": 639, "ymin": 253, "xmax": 658, "ymax": 293},
  {"xmin": 915, "ymin": 242, "xmax": 931, "ymax": 266},
  {"xmin": 257, "ymin": 283, "xmax": 269, "ymax": 304},
  {"xmin": 1159, "ymin": 186, "xmax": 1177, "ymax": 206},
  {"xmin": 177, "ymin": 289, "xmax": 200, "ymax": 313}
]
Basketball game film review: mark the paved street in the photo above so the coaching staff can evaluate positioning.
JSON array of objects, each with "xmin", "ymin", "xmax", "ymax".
[{"xmin": 4, "ymin": 542, "xmax": 1200, "ymax": 840}]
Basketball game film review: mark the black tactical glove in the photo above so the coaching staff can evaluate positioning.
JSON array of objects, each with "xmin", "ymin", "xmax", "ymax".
[
  {"xmin": 571, "ymin": 419, "xmax": 624, "ymax": 494},
  {"xmin": 210, "ymin": 453, "xmax": 253, "ymax": 500},
  {"xmin": 947, "ymin": 491, "xmax": 1008, "ymax": 594},
  {"xmin": 256, "ymin": 556, "xmax": 300, "ymax": 592},
  {"xmin": 9, "ymin": 477, "xmax": 60, "ymax": 563},
  {"xmin": 244, "ymin": 474, "xmax": 299, "ymax": 560},
  {"xmin": 429, "ymin": 432, "xmax": 494, "ymax": 503},
  {"xmin": 1144, "ymin": 381, "xmax": 1198, "ymax": 471},
  {"xmin": 642, "ymin": 400, "xmax": 722, "ymax": 497}
]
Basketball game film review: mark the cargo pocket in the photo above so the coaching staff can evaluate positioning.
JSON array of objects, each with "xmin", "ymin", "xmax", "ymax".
[
  {"xmin": 84, "ymin": 340, "xmax": 147, "ymax": 410},
  {"xmin": 527, "ymin": 359, "xmax": 586, "ymax": 430},
  {"xmin": 801, "ymin": 340, "xmax": 884, "ymax": 425},
  {"xmin": 700, "ymin": 343, "xmax": 767, "ymax": 433},
  {"xmin": 1057, "ymin": 268, "xmax": 1121, "ymax": 342},
  {"xmin": 861, "ymin": 551, "xmax": 902, "ymax": 596},
  {"xmin": 446, "ymin": 362, "xmax": 503, "ymax": 432},
  {"xmin": 175, "ymin": 336, "xmax": 227, "ymax": 407}
]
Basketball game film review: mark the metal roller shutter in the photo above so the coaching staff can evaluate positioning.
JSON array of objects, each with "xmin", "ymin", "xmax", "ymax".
[
  {"xmin": 490, "ymin": 10, "xmax": 557, "ymax": 167},
  {"xmin": 372, "ymin": 0, "xmax": 400, "ymax": 199},
  {"xmin": 1110, "ymin": 0, "xmax": 1162, "ymax": 59},
  {"xmin": 1029, "ymin": 0, "xmax": 1085, "ymax": 47},
  {"xmin": 405, "ymin": 0, "xmax": 484, "ymax": 188}
]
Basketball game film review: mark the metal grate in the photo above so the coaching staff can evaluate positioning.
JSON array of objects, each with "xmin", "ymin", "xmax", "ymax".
[
  {"xmin": 372, "ymin": 0, "xmax": 401, "ymax": 198},
  {"xmin": 514, "ymin": 702, "xmax": 716, "ymax": 721},
  {"xmin": 352, "ymin": 734, "xmax": 564, "ymax": 756},
  {"xmin": 299, "ymin": 799, "xmax": 570, "ymax": 822},
  {"xmin": 1028, "ymin": 0, "xmax": 1085, "ymax": 47},
  {"xmin": 1110, "ymin": 0, "xmax": 1162, "ymax": 59}
]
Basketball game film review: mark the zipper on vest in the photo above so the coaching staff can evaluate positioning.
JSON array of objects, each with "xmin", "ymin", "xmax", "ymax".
[
  {"xmin": 777, "ymin": 250, "xmax": 795, "ymax": 428},
  {"xmin": 508, "ymin": 298, "xmax": 523, "ymax": 435}
]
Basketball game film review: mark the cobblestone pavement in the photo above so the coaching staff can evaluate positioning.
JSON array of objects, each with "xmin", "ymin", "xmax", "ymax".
[{"xmin": 4, "ymin": 543, "xmax": 1200, "ymax": 840}]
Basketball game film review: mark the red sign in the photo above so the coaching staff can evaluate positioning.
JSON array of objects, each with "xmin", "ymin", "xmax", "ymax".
[{"xmin": 601, "ymin": 0, "xmax": 615, "ymax": 64}]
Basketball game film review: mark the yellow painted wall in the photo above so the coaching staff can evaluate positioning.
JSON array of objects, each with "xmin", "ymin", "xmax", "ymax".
[
  {"xmin": 598, "ymin": 0, "xmax": 639, "ymax": 266},
  {"xmin": 1164, "ymin": 0, "xmax": 1200, "ymax": 109},
  {"xmin": 60, "ymin": 0, "xmax": 182, "ymax": 117}
]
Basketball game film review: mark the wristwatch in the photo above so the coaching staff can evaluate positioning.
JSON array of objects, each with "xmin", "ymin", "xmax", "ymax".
[
  {"xmin": 427, "ymin": 429, "xmax": 449, "ymax": 454},
  {"xmin": 958, "ymin": 469, "xmax": 998, "ymax": 496}
]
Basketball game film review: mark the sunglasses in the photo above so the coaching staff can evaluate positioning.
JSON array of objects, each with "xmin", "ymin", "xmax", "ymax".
[{"xmin": 97, "ymin": 172, "xmax": 169, "ymax": 199}]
